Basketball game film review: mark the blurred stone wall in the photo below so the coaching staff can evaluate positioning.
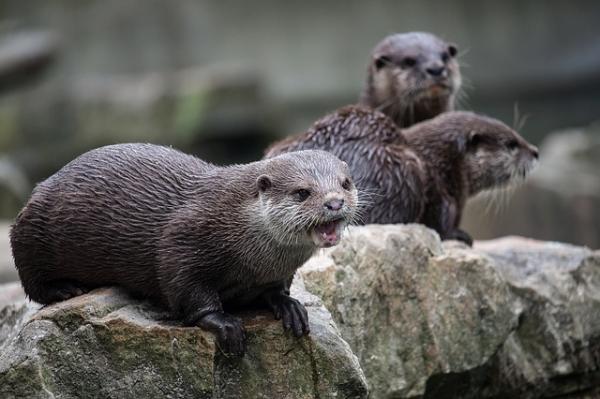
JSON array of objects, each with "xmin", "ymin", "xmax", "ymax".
[
  {"xmin": 3, "ymin": 0, "xmax": 599, "ymax": 142},
  {"xmin": 0, "ymin": 0, "xmax": 599, "ymax": 244}
]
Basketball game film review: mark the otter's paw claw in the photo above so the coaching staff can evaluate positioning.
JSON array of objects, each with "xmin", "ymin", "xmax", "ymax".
[
  {"xmin": 267, "ymin": 294, "xmax": 310, "ymax": 337},
  {"xmin": 46, "ymin": 280, "xmax": 88, "ymax": 303},
  {"xmin": 199, "ymin": 312, "xmax": 247, "ymax": 356}
]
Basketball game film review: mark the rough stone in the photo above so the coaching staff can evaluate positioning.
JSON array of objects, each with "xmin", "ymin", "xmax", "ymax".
[
  {"xmin": 300, "ymin": 224, "xmax": 600, "ymax": 398},
  {"xmin": 3, "ymin": 224, "xmax": 599, "ymax": 398},
  {"xmin": 0, "ymin": 286, "xmax": 368, "ymax": 399},
  {"xmin": 0, "ymin": 282, "xmax": 25, "ymax": 308},
  {"xmin": 473, "ymin": 237, "xmax": 600, "ymax": 398},
  {"xmin": 0, "ymin": 222, "xmax": 18, "ymax": 284}
]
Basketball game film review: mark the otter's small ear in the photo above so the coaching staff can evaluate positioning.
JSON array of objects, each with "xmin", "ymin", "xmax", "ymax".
[
  {"xmin": 448, "ymin": 44, "xmax": 458, "ymax": 57},
  {"xmin": 257, "ymin": 175, "xmax": 272, "ymax": 193},
  {"xmin": 374, "ymin": 55, "xmax": 392, "ymax": 70}
]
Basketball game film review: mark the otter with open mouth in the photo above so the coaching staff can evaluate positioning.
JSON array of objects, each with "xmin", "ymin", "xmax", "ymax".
[
  {"xmin": 10, "ymin": 144, "xmax": 358, "ymax": 356},
  {"xmin": 311, "ymin": 218, "xmax": 346, "ymax": 247},
  {"xmin": 266, "ymin": 108, "xmax": 538, "ymax": 246}
]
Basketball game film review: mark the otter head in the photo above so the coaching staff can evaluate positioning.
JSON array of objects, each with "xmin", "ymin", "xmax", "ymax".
[
  {"xmin": 452, "ymin": 112, "xmax": 539, "ymax": 195},
  {"xmin": 256, "ymin": 150, "xmax": 358, "ymax": 248},
  {"xmin": 361, "ymin": 32, "xmax": 462, "ymax": 127}
]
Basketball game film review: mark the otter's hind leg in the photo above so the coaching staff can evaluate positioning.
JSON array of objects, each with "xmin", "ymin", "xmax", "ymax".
[{"xmin": 35, "ymin": 280, "xmax": 89, "ymax": 304}]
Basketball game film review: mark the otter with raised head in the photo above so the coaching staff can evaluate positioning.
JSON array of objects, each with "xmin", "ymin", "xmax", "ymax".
[
  {"xmin": 265, "ymin": 107, "xmax": 538, "ymax": 245},
  {"xmin": 404, "ymin": 111, "xmax": 538, "ymax": 244},
  {"xmin": 359, "ymin": 32, "xmax": 462, "ymax": 128},
  {"xmin": 10, "ymin": 144, "xmax": 358, "ymax": 355}
]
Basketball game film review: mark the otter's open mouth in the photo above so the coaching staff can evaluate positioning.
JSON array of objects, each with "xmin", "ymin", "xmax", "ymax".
[
  {"xmin": 310, "ymin": 219, "xmax": 345, "ymax": 248},
  {"xmin": 412, "ymin": 82, "xmax": 451, "ymax": 101},
  {"xmin": 426, "ymin": 82, "xmax": 451, "ymax": 96}
]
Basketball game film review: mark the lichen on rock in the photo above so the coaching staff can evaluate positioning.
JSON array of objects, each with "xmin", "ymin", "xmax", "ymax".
[
  {"xmin": 0, "ymin": 286, "xmax": 368, "ymax": 399},
  {"xmin": 299, "ymin": 225, "xmax": 600, "ymax": 398}
]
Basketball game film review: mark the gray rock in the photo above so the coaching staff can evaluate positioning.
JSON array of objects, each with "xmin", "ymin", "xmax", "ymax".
[
  {"xmin": 0, "ymin": 282, "xmax": 25, "ymax": 309},
  {"xmin": 0, "ymin": 286, "xmax": 368, "ymax": 399},
  {"xmin": 3, "ymin": 225, "xmax": 598, "ymax": 398},
  {"xmin": 0, "ymin": 222, "xmax": 18, "ymax": 284},
  {"xmin": 474, "ymin": 237, "xmax": 600, "ymax": 398},
  {"xmin": 0, "ymin": 282, "xmax": 32, "ymax": 353},
  {"xmin": 300, "ymin": 225, "xmax": 600, "ymax": 398}
]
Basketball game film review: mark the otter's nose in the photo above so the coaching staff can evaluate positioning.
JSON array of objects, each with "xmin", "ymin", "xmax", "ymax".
[
  {"xmin": 426, "ymin": 66, "xmax": 445, "ymax": 77},
  {"xmin": 324, "ymin": 199, "xmax": 344, "ymax": 211}
]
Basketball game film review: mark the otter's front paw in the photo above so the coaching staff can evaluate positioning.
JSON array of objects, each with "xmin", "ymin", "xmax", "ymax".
[
  {"xmin": 265, "ymin": 293, "xmax": 310, "ymax": 337},
  {"xmin": 199, "ymin": 312, "xmax": 246, "ymax": 356}
]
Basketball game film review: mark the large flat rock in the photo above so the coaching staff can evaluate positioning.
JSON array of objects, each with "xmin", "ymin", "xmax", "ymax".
[
  {"xmin": 0, "ymin": 286, "xmax": 368, "ymax": 399},
  {"xmin": 300, "ymin": 224, "xmax": 600, "ymax": 398},
  {"xmin": 3, "ymin": 224, "xmax": 599, "ymax": 398}
]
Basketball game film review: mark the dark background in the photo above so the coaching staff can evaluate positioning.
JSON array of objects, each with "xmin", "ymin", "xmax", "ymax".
[{"xmin": 0, "ymin": 0, "xmax": 598, "ymax": 260}]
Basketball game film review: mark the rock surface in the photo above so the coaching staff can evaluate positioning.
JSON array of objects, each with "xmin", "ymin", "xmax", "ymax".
[
  {"xmin": 300, "ymin": 225, "xmax": 600, "ymax": 398},
  {"xmin": 2, "ymin": 224, "xmax": 599, "ymax": 399},
  {"xmin": 0, "ymin": 285, "xmax": 368, "ymax": 399},
  {"xmin": 0, "ymin": 222, "xmax": 18, "ymax": 284},
  {"xmin": 474, "ymin": 237, "xmax": 600, "ymax": 398},
  {"xmin": 0, "ymin": 282, "xmax": 25, "ymax": 309}
]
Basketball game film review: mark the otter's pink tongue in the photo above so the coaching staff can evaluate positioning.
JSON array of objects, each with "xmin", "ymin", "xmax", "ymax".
[{"xmin": 313, "ymin": 220, "xmax": 340, "ymax": 247}]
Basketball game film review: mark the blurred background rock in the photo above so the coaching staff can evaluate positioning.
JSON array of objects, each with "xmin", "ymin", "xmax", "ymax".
[{"xmin": 0, "ymin": 0, "xmax": 598, "ymax": 280}]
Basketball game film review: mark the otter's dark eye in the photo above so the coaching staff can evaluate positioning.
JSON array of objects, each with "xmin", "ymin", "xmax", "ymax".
[
  {"xmin": 293, "ymin": 189, "xmax": 311, "ymax": 202},
  {"xmin": 448, "ymin": 44, "xmax": 458, "ymax": 57},
  {"xmin": 342, "ymin": 178, "xmax": 352, "ymax": 191},
  {"xmin": 507, "ymin": 140, "xmax": 519, "ymax": 150},
  {"xmin": 441, "ymin": 52, "xmax": 450, "ymax": 63},
  {"xmin": 375, "ymin": 55, "xmax": 392, "ymax": 69},
  {"xmin": 469, "ymin": 132, "xmax": 481, "ymax": 147},
  {"xmin": 402, "ymin": 57, "xmax": 417, "ymax": 68}
]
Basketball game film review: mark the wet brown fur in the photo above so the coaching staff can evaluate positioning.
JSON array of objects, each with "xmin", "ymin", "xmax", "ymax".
[
  {"xmin": 266, "ymin": 107, "xmax": 538, "ymax": 245},
  {"xmin": 268, "ymin": 106, "xmax": 425, "ymax": 224},
  {"xmin": 10, "ymin": 143, "xmax": 357, "ymax": 355}
]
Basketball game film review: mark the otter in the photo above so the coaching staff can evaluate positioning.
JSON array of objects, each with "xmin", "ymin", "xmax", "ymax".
[
  {"xmin": 265, "ymin": 107, "xmax": 538, "ymax": 245},
  {"xmin": 10, "ymin": 144, "xmax": 358, "ymax": 356},
  {"xmin": 403, "ymin": 111, "xmax": 538, "ymax": 244},
  {"xmin": 359, "ymin": 32, "xmax": 462, "ymax": 128}
]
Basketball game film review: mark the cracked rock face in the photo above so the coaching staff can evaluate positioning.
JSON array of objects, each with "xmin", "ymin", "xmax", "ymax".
[
  {"xmin": 473, "ymin": 237, "xmax": 600, "ymax": 398},
  {"xmin": 300, "ymin": 225, "xmax": 600, "ymax": 399},
  {"xmin": 0, "ymin": 286, "xmax": 368, "ymax": 399}
]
